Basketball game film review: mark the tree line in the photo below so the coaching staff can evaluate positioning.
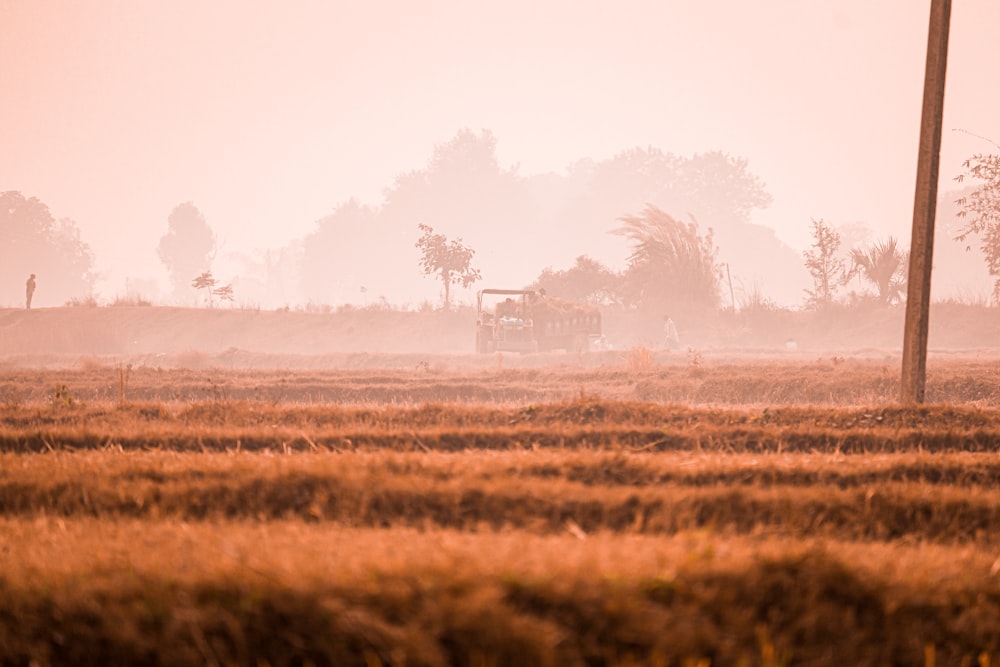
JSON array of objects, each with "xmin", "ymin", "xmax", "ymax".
[{"xmin": 3, "ymin": 129, "xmax": 999, "ymax": 312}]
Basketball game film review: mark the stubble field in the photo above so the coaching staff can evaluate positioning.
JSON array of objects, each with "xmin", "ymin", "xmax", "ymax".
[{"xmin": 2, "ymin": 356, "xmax": 1000, "ymax": 666}]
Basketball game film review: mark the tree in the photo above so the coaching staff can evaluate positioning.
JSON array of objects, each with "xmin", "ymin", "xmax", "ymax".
[
  {"xmin": 545, "ymin": 147, "xmax": 806, "ymax": 305},
  {"xmin": 529, "ymin": 256, "xmax": 623, "ymax": 305},
  {"xmin": 614, "ymin": 205, "xmax": 722, "ymax": 313},
  {"xmin": 566, "ymin": 148, "xmax": 772, "ymax": 230},
  {"xmin": 191, "ymin": 271, "xmax": 233, "ymax": 307},
  {"xmin": 803, "ymin": 218, "xmax": 844, "ymax": 309},
  {"xmin": 954, "ymin": 152, "xmax": 1000, "ymax": 302},
  {"xmin": 0, "ymin": 191, "xmax": 95, "ymax": 307},
  {"xmin": 299, "ymin": 199, "xmax": 378, "ymax": 305},
  {"xmin": 380, "ymin": 129, "xmax": 534, "ymax": 302},
  {"xmin": 157, "ymin": 202, "xmax": 216, "ymax": 302},
  {"xmin": 846, "ymin": 237, "xmax": 908, "ymax": 305},
  {"xmin": 415, "ymin": 223, "xmax": 481, "ymax": 308}
]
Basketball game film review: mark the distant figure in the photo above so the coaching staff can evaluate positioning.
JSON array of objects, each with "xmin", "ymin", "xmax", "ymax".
[
  {"xmin": 498, "ymin": 297, "xmax": 516, "ymax": 318},
  {"xmin": 663, "ymin": 315, "xmax": 680, "ymax": 350},
  {"xmin": 25, "ymin": 274, "xmax": 36, "ymax": 310}
]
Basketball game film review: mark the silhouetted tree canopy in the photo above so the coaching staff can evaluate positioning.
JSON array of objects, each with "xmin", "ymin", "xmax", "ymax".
[
  {"xmin": 557, "ymin": 148, "xmax": 772, "ymax": 241},
  {"xmin": 529, "ymin": 256, "xmax": 623, "ymax": 305},
  {"xmin": 290, "ymin": 131, "xmax": 794, "ymax": 307},
  {"xmin": 157, "ymin": 202, "xmax": 216, "ymax": 302},
  {"xmin": 380, "ymin": 129, "xmax": 535, "ymax": 294},
  {"xmin": 384, "ymin": 129, "xmax": 521, "ymax": 214},
  {"xmin": 300, "ymin": 199, "xmax": 379, "ymax": 305},
  {"xmin": 544, "ymin": 147, "xmax": 801, "ymax": 304},
  {"xmin": 583, "ymin": 148, "xmax": 772, "ymax": 223},
  {"xmin": 0, "ymin": 191, "xmax": 95, "ymax": 307}
]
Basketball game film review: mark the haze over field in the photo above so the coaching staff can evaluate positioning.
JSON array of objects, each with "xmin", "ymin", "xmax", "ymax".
[{"xmin": 2, "ymin": 1, "xmax": 999, "ymax": 308}]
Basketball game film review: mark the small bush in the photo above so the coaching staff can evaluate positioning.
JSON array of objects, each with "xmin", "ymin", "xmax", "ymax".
[
  {"xmin": 78, "ymin": 356, "xmax": 106, "ymax": 371},
  {"xmin": 110, "ymin": 294, "xmax": 152, "ymax": 307},
  {"xmin": 64, "ymin": 296, "xmax": 99, "ymax": 308},
  {"xmin": 622, "ymin": 346, "xmax": 655, "ymax": 374},
  {"xmin": 174, "ymin": 350, "xmax": 211, "ymax": 369}
]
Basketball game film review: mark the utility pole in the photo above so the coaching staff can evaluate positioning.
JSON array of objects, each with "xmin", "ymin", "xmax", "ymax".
[{"xmin": 901, "ymin": 0, "xmax": 951, "ymax": 403}]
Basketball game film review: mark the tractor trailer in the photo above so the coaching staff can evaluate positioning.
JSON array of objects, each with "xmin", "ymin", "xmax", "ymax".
[{"xmin": 475, "ymin": 288, "xmax": 601, "ymax": 353}]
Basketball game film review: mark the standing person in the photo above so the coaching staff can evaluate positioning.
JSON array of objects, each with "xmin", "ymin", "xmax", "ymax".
[
  {"xmin": 663, "ymin": 314, "xmax": 679, "ymax": 350},
  {"xmin": 25, "ymin": 274, "xmax": 36, "ymax": 309}
]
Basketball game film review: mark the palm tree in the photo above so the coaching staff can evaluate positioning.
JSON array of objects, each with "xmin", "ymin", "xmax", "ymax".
[
  {"xmin": 846, "ymin": 237, "xmax": 908, "ymax": 305},
  {"xmin": 614, "ymin": 205, "xmax": 722, "ymax": 312}
]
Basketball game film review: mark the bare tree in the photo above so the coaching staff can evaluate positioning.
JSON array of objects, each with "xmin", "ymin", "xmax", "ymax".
[
  {"xmin": 954, "ymin": 151, "xmax": 1000, "ymax": 302},
  {"xmin": 803, "ymin": 218, "xmax": 844, "ymax": 309}
]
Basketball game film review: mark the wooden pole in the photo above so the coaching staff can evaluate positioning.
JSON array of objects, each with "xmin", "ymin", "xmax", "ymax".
[
  {"xmin": 726, "ymin": 263, "xmax": 735, "ymax": 311},
  {"xmin": 901, "ymin": 0, "xmax": 951, "ymax": 404}
]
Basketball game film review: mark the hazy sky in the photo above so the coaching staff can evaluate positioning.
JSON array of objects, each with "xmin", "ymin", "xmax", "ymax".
[{"xmin": 2, "ymin": 0, "xmax": 998, "ymax": 302}]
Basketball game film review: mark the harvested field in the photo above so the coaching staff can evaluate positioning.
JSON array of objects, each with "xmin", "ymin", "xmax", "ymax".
[
  {"xmin": 3, "ymin": 449, "xmax": 1000, "ymax": 544},
  {"xmin": 3, "ymin": 356, "xmax": 1000, "ymax": 405},
  {"xmin": 3, "ymin": 522, "xmax": 998, "ymax": 667},
  {"xmin": 1, "ymin": 359, "xmax": 999, "ymax": 665}
]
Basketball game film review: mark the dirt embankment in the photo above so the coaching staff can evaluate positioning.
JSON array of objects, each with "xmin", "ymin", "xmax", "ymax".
[
  {"xmin": 1, "ymin": 302, "xmax": 998, "ymax": 365},
  {"xmin": 0, "ymin": 306, "xmax": 472, "ymax": 357}
]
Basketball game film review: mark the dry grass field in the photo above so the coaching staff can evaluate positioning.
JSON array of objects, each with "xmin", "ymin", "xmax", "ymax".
[{"xmin": 2, "ymin": 352, "xmax": 1000, "ymax": 666}]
